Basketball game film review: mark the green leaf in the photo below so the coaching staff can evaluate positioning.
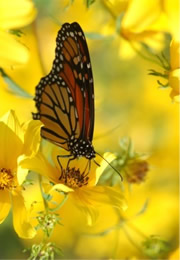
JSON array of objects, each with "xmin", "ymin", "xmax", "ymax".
[
  {"xmin": 157, "ymin": 80, "xmax": 169, "ymax": 88},
  {"xmin": 86, "ymin": 0, "xmax": 95, "ymax": 8},
  {"xmin": 148, "ymin": 69, "xmax": 168, "ymax": 78},
  {"xmin": 135, "ymin": 199, "xmax": 149, "ymax": 216},
  {"xmin": 142, "ymin": 235, "xmax": 171, "ymax": 259},
  {"xmin": 22, "ymin": 179, "xmax": 34, "ymax": 186},
  {"xmin": 43, "ymin": 193, "xmax": 53, "ymax": 201},
  {"xmin": 9, "ymin": 29, "xmax": 24, "ymax": 37}
]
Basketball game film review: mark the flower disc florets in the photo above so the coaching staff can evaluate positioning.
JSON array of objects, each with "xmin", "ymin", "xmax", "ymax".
[
  {"xmin": 0, "ymin": 168, "xmax": 16, "ymax": 190},
  {"xmin": 59, "ymin": 167, "xmax": 89, "ymax": 189}
]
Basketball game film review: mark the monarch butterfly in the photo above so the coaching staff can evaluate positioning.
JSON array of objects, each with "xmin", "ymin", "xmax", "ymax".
[
  {"xmin": 33, "ymin": 22, "xmax": 122, "ymax": 179},
  {"xmin": 33, "ymin": 22, "xmax": 96, "ymax": 165}
]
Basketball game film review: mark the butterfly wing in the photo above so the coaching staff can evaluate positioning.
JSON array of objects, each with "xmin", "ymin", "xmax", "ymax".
[
  {"xmin": 71, "ymin": 22, "xmax": 94, "ymax": 142},
  {"xmin": 52, "ymin": 22, "xmax": 95, "ymax": 141},
  {"xmin": 33, "ymin": 22, "xmax": 94, "ymax": 150},
  {"xmin": 33, "ymin": 74, "xmax": 79, "ymax": 150}
]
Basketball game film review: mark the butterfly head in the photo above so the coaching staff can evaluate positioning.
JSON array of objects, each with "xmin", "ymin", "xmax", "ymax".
[{"xmin": 68, "ymin": 136, "xmax": 95, "ymax": 160}]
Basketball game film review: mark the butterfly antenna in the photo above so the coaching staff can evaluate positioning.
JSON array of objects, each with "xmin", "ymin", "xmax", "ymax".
[
  {"xmin": 94, "ymin": 123, "xmax": 122, "ymax": 140},
  {"xmin": 96, "ymin": 152, "xmax": 123, "ymax": 181}
]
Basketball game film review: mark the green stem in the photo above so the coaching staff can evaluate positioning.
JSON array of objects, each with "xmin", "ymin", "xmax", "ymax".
[
  {"xmin": 94, "ymin": 123, "xmax": 122, "ymax": 140},
  {"xmin": 129, "ymin": 41, "xmax": 162, "ymax": 66},
  {"xmin": 38, "ymin": 175, "xmax": 49, "ymax": 213},
  {"xmin": 48, "ymin": 193, "xmax": 68, "ymax": 212}
]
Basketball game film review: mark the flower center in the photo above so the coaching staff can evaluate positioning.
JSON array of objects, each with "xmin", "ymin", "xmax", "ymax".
[
  {"xmin": 0, "ymin": 168, "xmax": 16, "ymax": 190},
  {"xmin": 59, "ymin": 167, "xmax": 89, "ymax": 189}
]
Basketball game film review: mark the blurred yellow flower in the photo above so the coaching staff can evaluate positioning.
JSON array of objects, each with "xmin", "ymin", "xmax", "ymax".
[
  {"xmin": 0, "ymin": 110, "xmax": 41, "ymax": 238},
  {"xmin": 149, "ymin": 38, "xmax": 180, "ymax": 101},
  {"xmin": 20, "ymin": 147, "xmax": 127, "ymax": 225},
  {"xmin": 124, "ymin": 159, "xmax": 149, "ymax": 184},
  {"xmin": 0, "ymin": 0, "xmax": 37, "ymax": 68},
  {"xmin": 102, "ymin": 0, "xmax": 179, "ymax": 58},
  {"xmin": 169, "ymin": 38, "xmax": 180, "ymax": 101}
]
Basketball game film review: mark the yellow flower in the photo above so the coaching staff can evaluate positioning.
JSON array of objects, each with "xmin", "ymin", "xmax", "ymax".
[
  {"xmin": 169, "ymin": 38, "xmax": 180, "ymax": 101},
  {"xmin": 148, "ymin": 37, "xmax": 180, "ymax": 101},
  {"xmin": 20, "ymin": 147, "xmax": 127, "ymax": 225},
  {"xmin": 0, "ymin": 0, "xmax": 37, "ymax": 68},
  {"xmin": 0, "ymin": 110, "xmax": 41, "ymax": 238},
  {"xmin": 102, "ymin": 0, "xmax": 178, "ymax": 58}
]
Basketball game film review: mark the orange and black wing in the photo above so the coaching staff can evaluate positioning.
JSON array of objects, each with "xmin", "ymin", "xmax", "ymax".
[
  {"xmin": 52, "ymin": 22, "xmax": 94, "ymax": 141},
  {"xmin": 33, "ymin": 22, "xmax": 94, "ymax": 149},
  {"xmin": 33, "ymin": 74, "xmax": 79, "ymax": 150}
]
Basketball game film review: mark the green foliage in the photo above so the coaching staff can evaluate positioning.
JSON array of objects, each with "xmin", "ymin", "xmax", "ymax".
[
  {"xmin": 86, "ymin": 0, "xmax": 95, "ymax": 8},
  {"xmin": 9, "ymin": 29, "xmax": 24, "ymax": 37},
  {"xmin": 36, "ymin": 211, "xmax": 61, "ymax": 237},
  {"xmin": 22, "ymin": 179, "xmax": 34, "ymax": 186},
  {"xmin": 24, "ymin": 242, "xmax": 62, "ymax": 260},
  {"xmin": 142, "ymin": 235, "xmax": 171, "ymax": 259},
  {"xmin": 99, "ymin": 137, "xmax": 149, "ymax": 185},
  {"xmin": 148, "ymin": 52, "xmax": 171, "ymax": 89},
  {"xmin": 42, "ymin": 192, "xmax": 53, "ymax": 202}
]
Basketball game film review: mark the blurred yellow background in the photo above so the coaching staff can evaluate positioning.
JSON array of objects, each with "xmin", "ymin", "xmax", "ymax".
[{"xmin": 0, "ymin": 0, "xmax": 179, "ymax": 259}]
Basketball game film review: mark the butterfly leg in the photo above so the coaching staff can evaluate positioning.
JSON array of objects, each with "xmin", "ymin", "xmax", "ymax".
[
  {"xmin": 81, "ymin": 159, "xmax": 91, "ymax": 179},
  {"xmin": 66, "ymin": 155, "xmax": 76, "ymax": 170},
  {"xmin": 57, "ymin": 154, "xmax": 72, "ymax": 180},
  {"xmin": 93, "ymin": 159, "xmax": 100, "ymax": 167}
]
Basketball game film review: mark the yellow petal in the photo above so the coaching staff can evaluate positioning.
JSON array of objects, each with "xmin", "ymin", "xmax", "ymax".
[
  {"xmin": 170, "ymin": 39, "xmax": 180, "ymax": 70},
  {"xmin": 73, "ymin": 185, "xmax": 127, "ymax": 225},
  {"xmin": 0, "ymin": 0, "xmax": 37, "ymax": 29},
  {"xmin": 122, "ymin": 0, "xmax": 161, "ymax": 32},
  {"xmin": 11, "ymin": 190, "xmax": 36, "ymax": 238},
  {"xmin": 16, "ymin": 160, "xmax": 29, "ymax": 185},
  {"xmin": 88, "ymin": 152, "xmax": 116, "ymax": 186},
  {"xmin": 19, "ymin": 153, "xmax": 59, "ymax": 183},
  {"xmin": 76, "ymin": 203, "xmax": 99, "ymax": 226},
  {"xmin": 50, "ymin": 183, "xmax": 74, "ymax": 193},
  {"xmin": 0, "ymin": 122, "xmax": 23, "ymax": 170},
  {"xmin": 102, "ymin": 0, "xmax": 128, "ymax": 18},
  {"xmin": 22, "ymin": 120, "xmax": 42, "ymax": 156},
  {"xmin": 169, "ymin": 69, "xmax": 180, "ymax": 99},
  {"xmin": 163, "ymin": 0, "xmax": 180, "ymax": 38},
  {"xmin": 0, "ymin": 31, "xmax": 29, "ymax": 67},
  {"xmin": 0, "ymin": 110, "xmax": 23, "ymax": 141},
  {"xmin": 0, "ymin": 189, "xmax": 11, "ymax": 223},
  {"xmin": 78, "ymin": 186, "xmax": 127, "ymax": 210}
]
